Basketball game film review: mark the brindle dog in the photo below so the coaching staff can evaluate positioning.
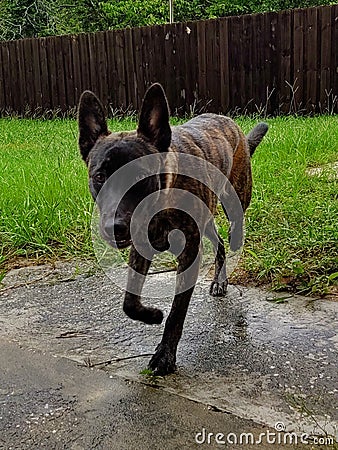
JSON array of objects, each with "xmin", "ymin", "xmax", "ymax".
[{"xmin": 78, "ymin": 83, "xmax": 268, "ymax": 375}]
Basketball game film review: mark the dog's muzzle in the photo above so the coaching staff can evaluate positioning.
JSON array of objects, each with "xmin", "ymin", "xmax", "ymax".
[{"xmin": 100, "ymin": 217, "xmax": 131, "ymax": 249}]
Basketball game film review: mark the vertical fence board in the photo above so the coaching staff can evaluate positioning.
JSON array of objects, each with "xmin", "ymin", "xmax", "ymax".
[
  {"xmin": 257, "ymin": 13, "xmax": 268, "ymax": 111},
  {"xmin": 332, "ymin": 4, "xmax": 338, "ymax": 106},
  {"xmin": 87, "ymin": 33, "xmax": 99, "ymax": 97},
  {"xmin": 23, "ymin": 39, "xmax": 35, "ymax": 110},
  {"xmin": 71, "ymin": 35, "xmax": 82, "ymax": 105},
  {"xmin": 174, "ymin": 23, "xmax": 186, "ymax": 113},
  {"xmin": 61, "ymin": 35, "xmax": 75, "ymax": 110},
  {"xmin": 293, "ymin": 9, "xmax": 305, "ymax": 111},
  {"xmin": 105, "ymin": 31, "xmax": 117, "ymax": 108},
  {"xmin": 228, "ymin": 16, "xmax": 241, "ymax": 112},
  {"xmin": 261, "ymin": 13, "xmax": 271, "ymax": 113},
  {"xmin": 31, "ymin": 38, "xmax": 42, "ymax": 108},
  {"xmin": 124, "ymin": 28, "xmax": 136, "ymax": 108},
  {"xmin": 39, "ymin": 38, "xmax": 51, "ymax": 110},
  {"xmin": 131, "ymin": 27, "xmax": 144, "ymax": 110},
  {"xmin": 6, "ymin": 41, "xmax": 16, "ymax": 110},
  {"xmin": 78, "ymin": 34, "xmax": 91, "ymax": 92},
  {"xmin": 241, "ymin": 15, "xmax": 254, "ymax": 113},
  {"xmin": 96, "ymin": 32, "xmax": 109, "ymax": 109},
  {"xmin": 151, "ymin": 25, "xmax": 166, "ymax": 92},
  {"xmin": 117, "ymin": 29, "xmax": 128, "ymax": 109},
  {"xmin": 174, "ymin": 22, "xmax": 187, "ymax": 113},
  {"xmin": 266, "ymin": 12, "xmax": 279, "ymax": 114},
  {"xmin": 1, "ymin": 44, "xmax": 11, "ymax": 107},
  {"xmin": 304, "ymin": 7, "xmax": 318, "ymax": 112},
  {"xmin": 205, "ymin": 19, "xmax": 221, "ymax": 112},
  {"xmin": 115, "ymin": 30, "xmax": 127, "ymax": 109},
  {"xmin": 249, "ymin": 14, "xmax": 259, "ymax": 113},
  {"xmin": 278, "ymin": 10, "xmax": 293, "ymax": 113},
  {"xmin": 8, "ymin": 40, "xmax": 21, "ymax": 112},
  {"xmin": 54, "ymin": 36, "xmax": 67, "ymax": 110},
  {"xmin": 4, "ymin": 44, "xmax": 13, "ymax": 107},
  {"xmin": 169, "ymin": 23, "xmax": 178, "ymax": 110},
  {"xmin": 17, "ymin": 40, "xmax": 28, "ymax": 111},
  {"xmin": 46, "ymin": 37, "xmax": 59, "ymax": 110},
  {"xmin": 182, "ymin": 22, "xmax": 198, "ymax": 112},
  {"xmin": 139, "ymin": 26, "xmax": 151, "ymax": 91},
  {"xmin": 163, "ymin": 24, "xmax": 178, "ymax": 110},
  {"xmin": 319, "ymin": 6, "xmax": 331, "ymax": 112},
  {"xmin": 196, "ymin": 20, "xmax": 207, "ymax": 103},
  {"xmin": 219, "ymin": 19, "xmax": 229, "ymax": 112},
  {"xmin": 0, "ymin": 43, "xmax": 6, "ymax": 109}
]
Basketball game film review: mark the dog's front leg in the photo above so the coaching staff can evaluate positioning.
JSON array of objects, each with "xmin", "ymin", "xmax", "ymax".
[
  {"xmin": 149, "ymin": 244, "xmax": 201, "ymax": 375},
  {"xmin": 123, "ymin": 245, "xmax": 163, "ymax": 325}
]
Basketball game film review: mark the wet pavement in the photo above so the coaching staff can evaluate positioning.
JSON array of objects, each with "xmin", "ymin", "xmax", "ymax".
[{"xmin": 0, "ymin": 261, "xmax": 337, "ymax": 449}]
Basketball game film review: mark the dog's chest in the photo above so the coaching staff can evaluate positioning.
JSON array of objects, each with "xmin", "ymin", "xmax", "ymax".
[{"xmin": 148, "ymin": 207, "xmax": 206, "ymax": 253}]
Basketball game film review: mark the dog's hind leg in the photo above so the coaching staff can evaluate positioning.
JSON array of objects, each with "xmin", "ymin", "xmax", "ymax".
[
  {"xmin": 123, "ymin": 246, "xmax": 163, "ymax": 325},
  {"xmin": 148, "ymin": 242, "xmax": 202, "ymax": 375},
  {"xmin": 205, "ymin": 220, "xmax": 228, "ymax": 296}
]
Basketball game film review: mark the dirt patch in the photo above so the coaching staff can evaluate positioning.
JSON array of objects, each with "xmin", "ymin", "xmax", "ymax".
[{"xmin": 306, "ymin": 161, "xmax": 338, "ymax": 180}]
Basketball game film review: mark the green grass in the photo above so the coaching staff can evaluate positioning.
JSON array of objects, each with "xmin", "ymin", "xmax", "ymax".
[
  {"xmin": 0, "ymin": 117, "xmax": 136, "ymax": 262},
  {"xmin": 233, "ymin": 115, "xmax": 338, "ymax": 295},
  {"xmin": 0, "ymin": 115, "xmax": 337, "ymax": 295}
]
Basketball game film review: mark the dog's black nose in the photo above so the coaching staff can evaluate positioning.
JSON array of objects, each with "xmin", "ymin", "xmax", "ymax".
[
  {"xmin": 103, "ymin": 217, "xmax": 129, "ymax": 242},
  {"xmin": 114, "ymin": 218, "xmax": 129, "ymax": 239}
]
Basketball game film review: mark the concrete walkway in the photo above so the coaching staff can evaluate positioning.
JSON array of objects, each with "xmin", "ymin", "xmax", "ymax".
[{"xmin": 0, "ymin": 262, "xmax": 337, "ymax": 449}]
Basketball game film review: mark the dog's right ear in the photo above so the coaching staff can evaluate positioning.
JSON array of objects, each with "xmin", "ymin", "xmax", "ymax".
[
  {"xmin": 78, "ymin": 91, "xmax": 110, "ymax": 164},
  {"xmin": 137, "ymin": 83, "xmax": 171, "ymax": 152}
]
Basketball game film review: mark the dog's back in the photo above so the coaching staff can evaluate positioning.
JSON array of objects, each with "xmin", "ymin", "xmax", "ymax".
[{"xmin": 170, "ymin": 113, "xmax": 267, "ymax": 212}]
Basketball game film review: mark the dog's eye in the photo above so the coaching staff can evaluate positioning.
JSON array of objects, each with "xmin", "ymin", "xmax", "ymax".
[{"xmin": 94, "ymin": 173, "xmax": 106, "ymax": 184}]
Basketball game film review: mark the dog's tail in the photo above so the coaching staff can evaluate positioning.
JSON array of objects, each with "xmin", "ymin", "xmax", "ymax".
[{"xmin": 246, "ymin": 122, "xmax": 268, "ymax": 156}]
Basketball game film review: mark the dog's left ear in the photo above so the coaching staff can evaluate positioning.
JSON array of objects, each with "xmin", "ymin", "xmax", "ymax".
[
  {"xmin": 137, "ymin": 83, "xmax": 171, "ymax": 152},
  {"xmin": 78, "ymin": 91, "xmax": 110, "ymax": 164}
]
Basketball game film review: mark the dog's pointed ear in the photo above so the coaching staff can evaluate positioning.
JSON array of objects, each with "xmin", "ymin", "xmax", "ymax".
[
  {"xmin": 137, "ymin": 83, "xmax": 171, "ymax": 152},
  {"xmin": 78, "ymin": 91, "xmax": 110, "ymax": 164}
]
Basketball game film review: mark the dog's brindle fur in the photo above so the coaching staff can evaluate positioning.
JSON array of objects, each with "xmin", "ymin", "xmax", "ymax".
[{"xmin": 78, "ymin": 83, "xmax": 268, "ymax": 375}]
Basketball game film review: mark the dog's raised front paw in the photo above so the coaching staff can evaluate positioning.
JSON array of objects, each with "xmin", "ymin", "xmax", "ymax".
[
  {"xmin": 142, "ymin": 307, "xmax": 164, "ymax": 325},
  {"xmin": 123, "ymin": 302, "xmax": 164, "ymax": 325},
  {"xmin": 209, "ymin": 280, "xmax": 228, "ymax": 297},
  {"xmin": 148, "ymin": 344, "xmax": 177, "ymax": 376}
]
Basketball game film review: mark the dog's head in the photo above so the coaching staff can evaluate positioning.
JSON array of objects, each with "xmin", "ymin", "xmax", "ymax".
[{"xmin": 78, "ymin": 83, "xmax": 172, "ymax": 249}]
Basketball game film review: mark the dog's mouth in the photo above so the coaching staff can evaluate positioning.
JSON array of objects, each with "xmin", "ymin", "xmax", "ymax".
[
  {"xmin": 100, "ymin": 225, "xmax": 132, "ymax": 250},
  {"xmin": 108, "ymin": 238, "xmax": 132, "ymax": 249}
]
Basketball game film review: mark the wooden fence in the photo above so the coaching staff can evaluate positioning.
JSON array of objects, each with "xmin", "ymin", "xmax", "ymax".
[{"xmin": 0, "ymin": 5, "xmax": 337, "ymax": 116}]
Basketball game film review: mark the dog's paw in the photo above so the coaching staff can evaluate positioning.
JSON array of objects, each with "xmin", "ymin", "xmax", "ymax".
[
  {"xmin": 124, "ymin": 302, "xmax": 163, "ymax": 325},
  {"xmin": 209, "ymin": 280, "xmax": 228, "ymax": 297},
  {"xmin": 142, "ymin": 307, "xmax": 164, "ymax": 325},
  {"xmin": 148, "ymin": 344, "xmax": 177, "ymax": 376}
]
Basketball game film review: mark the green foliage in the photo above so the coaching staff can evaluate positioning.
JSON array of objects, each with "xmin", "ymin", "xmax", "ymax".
[
  {"xmin": 0, "ymin": 0, "xmax": 57, "ymax": 39},
  {"xmin": 0, "ymin": 0, "xmax": 335, "ymax": 40},
  {"xmin": 99, "ymin": 0, "xmax": 168, "ymax": 28},
  {"xmin": 207, "ymin": 0, "xmax": 336, "ymax": 17},
  {"xmin": 0, "ymin": 0, "xmax": 107, "ymax": 40}
]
